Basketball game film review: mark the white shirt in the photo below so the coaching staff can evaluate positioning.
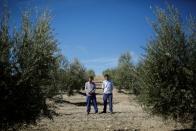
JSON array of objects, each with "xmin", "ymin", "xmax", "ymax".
[{"xmin": 102, "ymin": 80, "xmax": 113, "ymax": 94}]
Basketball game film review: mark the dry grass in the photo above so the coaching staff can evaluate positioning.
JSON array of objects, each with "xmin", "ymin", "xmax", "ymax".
[{"xmin": 21, "ymin": 76, "xmax": 183, "ymax": 131}]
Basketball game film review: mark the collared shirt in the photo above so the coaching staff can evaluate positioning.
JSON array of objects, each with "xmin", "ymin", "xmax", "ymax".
[
  {"xmin": 102, "ymin": 80, "xmax": 113, "ymax": 94},
  {"xmin": 85, "ymin": 81, "xmax": 96, "ymax": 96}
]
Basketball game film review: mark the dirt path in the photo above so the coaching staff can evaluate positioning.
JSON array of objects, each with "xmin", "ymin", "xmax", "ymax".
[{"xmin": 22, "ymin": 77, "xmax": 183, "ymax": 131}]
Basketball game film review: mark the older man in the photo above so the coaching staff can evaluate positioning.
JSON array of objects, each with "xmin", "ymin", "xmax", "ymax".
[{"xmin": 85, "ymin": 76, "xmax": 98, "ymax": 114}]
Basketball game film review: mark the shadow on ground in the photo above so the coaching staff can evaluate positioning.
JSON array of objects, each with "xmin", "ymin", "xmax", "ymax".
[
  {"xmin": 78, "ymin": 92, "xmax": 103, "ymax": 96},
  {"xmin": 54, "ymin": 99, "xmax": 104, "ymax": 106},
  {"xmin": 192, "ymin": 114, "xmax": 196, "ymax": 129},
  {"xmin": 173, "ymin": 115, "xmax": 196, "ymax": 131},
  {"xmin": 54, "ymin": 98, "xmax": 119, "ymax": 106}
]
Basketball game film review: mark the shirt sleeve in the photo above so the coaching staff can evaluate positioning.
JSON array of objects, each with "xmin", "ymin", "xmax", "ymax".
[
  {"xmin": 111, "ymin": 82, "xmax": 113, "ymax": 91},
  {"xmin": 102, "ymin": 81, "xmax": 105, "ymax": 89},
  {"xmin": 85, "ymin": 83, "xmax": 87, "ymax": 91}
]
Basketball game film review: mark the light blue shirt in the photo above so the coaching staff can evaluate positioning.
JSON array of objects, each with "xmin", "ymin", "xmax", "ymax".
[
  {"xmin": 102, "ymin": 80, "xmax": 113, "ymax": 94},
  {"xmin": 85, "ymin": 82, "xmax": 96, "ymax": 96}
]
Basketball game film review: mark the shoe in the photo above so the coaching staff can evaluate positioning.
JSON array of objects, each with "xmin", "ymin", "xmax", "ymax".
[
  {"xmin": 95, "ymin": 111, "xmax": 98, "ymax": 114},
  {"xmin": 99, "ymin": 111, "xmax": 106, "ymax": 114},
  {"xmin": 87, "ymin": 112, "xmax": 90, "ymax": 115}
]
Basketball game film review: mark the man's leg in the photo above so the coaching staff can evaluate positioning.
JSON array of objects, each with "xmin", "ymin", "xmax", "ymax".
[
  {"xmin": 108, "ymin": 94, "xmax": 113, "ymax": 113},
  {"xmin": 92, "ymin": 95, "xmax": 98, "ymax": 113},
  {"xmin": 103, "ymin": 94, "xmax": 108, "ymax": 113},
  {"xmin": 86, "ymin": 96, "xmax": 91, "ymax": 114}
]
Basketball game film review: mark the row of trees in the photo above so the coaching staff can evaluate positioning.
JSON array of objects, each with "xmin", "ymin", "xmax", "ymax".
[
  {"xmin": 0, "ymin": 6, "xmax": 94, "ymax": 129},
  {"xmin": 103, "ymin": 5, "xmax": 196, "ymax": 125},
  {"xmin": 102, "ymin": 52, "xmax": 138, "ymax": 94}
]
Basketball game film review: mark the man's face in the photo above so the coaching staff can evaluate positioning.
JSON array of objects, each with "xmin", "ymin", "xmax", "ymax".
[{"xmin": 104, "ymin": 76, "xmax": 109, "ymax": 80}]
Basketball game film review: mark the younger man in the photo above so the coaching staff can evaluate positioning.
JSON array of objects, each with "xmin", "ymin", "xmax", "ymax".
[{"xmin": 101, "ymin": 74, "xmax": 113, "ymax": 113}]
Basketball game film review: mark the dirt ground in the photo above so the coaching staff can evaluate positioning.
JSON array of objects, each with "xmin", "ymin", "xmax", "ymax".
[{"xmin": 21, "ymin": 76, "xmax": 184, "ymax": 131}]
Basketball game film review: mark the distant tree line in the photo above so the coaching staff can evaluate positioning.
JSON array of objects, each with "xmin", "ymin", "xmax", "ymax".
[
  {"xmin": 103, "ymin": 5, "xmax": 196, "ymax": 126},
  {"xmin": 0, "ymin": 5, "xmax": 95, "ymax": 129}
]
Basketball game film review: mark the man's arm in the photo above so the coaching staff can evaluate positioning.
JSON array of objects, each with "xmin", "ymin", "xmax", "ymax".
[
  {"xmin": 85, "ymin": 83, "xmax": 87, "ymax": 91},
  {"xmin": 102, "ymin": 81, "xmax": 105, "ymax": 89},
  {"xmin": 111, "ymin": 81, "xmax": 113, "ymax": 91}
]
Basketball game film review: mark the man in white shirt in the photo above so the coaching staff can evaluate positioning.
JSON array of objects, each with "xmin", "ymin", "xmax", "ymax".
[
  {"xmin": 85, "ymin": 76, "xmax": 98, "ymax": 114},
  {"xmin": 101, "ymin": 74, "xmax": 113, "ymax": 113}
]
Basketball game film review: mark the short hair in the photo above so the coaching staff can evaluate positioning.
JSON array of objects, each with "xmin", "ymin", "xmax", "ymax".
[
  {"xmin": 104, "ymin": 74, "xmax": 109, "ymax": 78},
  {"xmin": 89, "ymin": 76, "xmax": 94, "ymax": 80}
]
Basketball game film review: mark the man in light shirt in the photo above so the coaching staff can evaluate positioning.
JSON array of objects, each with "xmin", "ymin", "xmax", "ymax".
[
  {"xmin": 85, "ymin": 76, "xmax": 98, "ymax": 114},
  {"xmin": 101, "ymin": 74, "xmax": 113, "ymax": 113}
]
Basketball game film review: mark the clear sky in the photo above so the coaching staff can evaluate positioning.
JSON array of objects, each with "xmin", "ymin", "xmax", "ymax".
[{"xmin": 1, "ymin": 0, "xmax": 196, "ymax": 75}]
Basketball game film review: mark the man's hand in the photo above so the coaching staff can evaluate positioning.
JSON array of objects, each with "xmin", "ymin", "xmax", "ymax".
[{"xmin": 89, "ymin": 92, "xmax": 95, "ymax": 96}]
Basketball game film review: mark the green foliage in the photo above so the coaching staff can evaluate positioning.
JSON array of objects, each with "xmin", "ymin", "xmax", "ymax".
[
  {"xmin": 86, "ymin": 69, "xmax": 96, "ymax": 78},
  {"xmin": 138, "ymin": 5, "xmax": 196, "ymax": 122},
  {"xmin": 0, "ymin": 9, "xmax": 60, "ymax": 129},
  {"xmin": 66, "ymin": 58, "xmax": 87, "ymax": 96},
  {"xmin": 0, "ymin": 6, "xmax": 88, "ymax": 128},
  {"xmin": 53, "ymin": 56, "xmax": 69, "ymax": 95},
  {"xmin": 116, "ymin": 52, "xmax": 135, "ymax": 92},
  {"xmin": 102, "ymin": 68, "xmax": 117, "ymax": 82},
  {"xmin": 103, "ymin": 52, "xmax": 135, "ymax": 93}
]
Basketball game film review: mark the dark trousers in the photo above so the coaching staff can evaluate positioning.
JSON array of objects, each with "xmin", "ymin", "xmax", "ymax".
[
  {"xmin": 86, "ymin": 95, "xmax": 98, "ymax": 113},
  {"xmin": 103, "ymin": 93, "xmax": 113, "ymax": 112}
]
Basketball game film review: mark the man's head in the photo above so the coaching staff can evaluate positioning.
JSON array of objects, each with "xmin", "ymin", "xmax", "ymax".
[
  {"xmin": 88, "ymin": 76, "xmax": 94, "ymax": 82},
  {"xmin": 104, "ymin": 74, "xmax": 109, "ymax": 80}
]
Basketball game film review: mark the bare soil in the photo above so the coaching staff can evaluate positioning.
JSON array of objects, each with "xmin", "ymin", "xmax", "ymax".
[{"xmin": 21, "ymin": 76, "xmax": 184, "ymax": 131}]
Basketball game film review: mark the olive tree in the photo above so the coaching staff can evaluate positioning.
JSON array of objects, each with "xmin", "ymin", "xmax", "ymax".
[{"xmin": 138, "ymin": 5, "xmax": 196, "ymax": 123}]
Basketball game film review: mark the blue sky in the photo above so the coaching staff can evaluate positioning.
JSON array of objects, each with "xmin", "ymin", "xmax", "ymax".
[{"xmin": 1, "ymin": 0, "xmax": 196, "ymax": 75}]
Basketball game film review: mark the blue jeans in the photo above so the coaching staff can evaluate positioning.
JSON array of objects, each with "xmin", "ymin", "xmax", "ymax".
[
  {"xmin": 86, "ymin": 95, "xmax": 98, "ymax": 113},
  {"xmin": 103, "ymin": 93, "xmax": 113, "ymax": 112}
]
